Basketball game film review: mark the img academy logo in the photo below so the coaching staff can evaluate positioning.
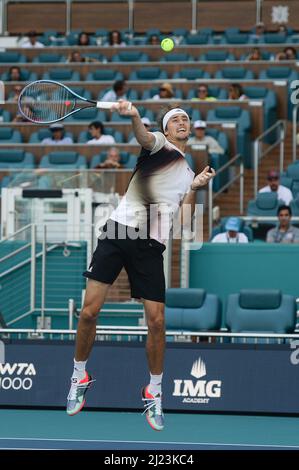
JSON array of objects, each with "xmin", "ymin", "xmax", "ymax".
[
  {"xmin": 173, "ymin": 357, "xmax": 222, "ymax": 404},
  {"xmin": 0, "ymin": 363, "xmax": 36, "ymax": 391}
]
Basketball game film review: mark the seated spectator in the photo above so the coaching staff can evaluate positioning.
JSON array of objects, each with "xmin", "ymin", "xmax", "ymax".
[
  {"xmin": 188, "ymin": 120, "xmax": 224, "ymax": 154},
  {"xmin": 101, "ymin": 80, "xmax": 127, "ymax": 102},
  {"xmin": 277, "ymin": 24, "xmax": 288, "ymax": 35},
  {"xmin": 95, "ymin": 147, "xmax": 122, "ymax": 169},
  {"xmin": 228, "ymin": 83, "xmax": 247, "ymax": 101},
  {"xmin": 259, "ymin": 169, "xmax": 293, "ymax": 205},
  {"xmin": 250, "ymin": 22, "xmax": 266, "ymax": 42},
  {"xmin": 275, "ymin": 46, "xmax": 296, "ymax": 61},
  {"xmin": 148, "ymin": 34, "xmax": 160, "ymax": 45},
  {"xmin": 21, "ymin": 30, "xmax": 44, "ymax": 48},
  {"xmin": 152, "ymin": 83, "xmax": 174, "ymax": 100},
  {"xmin": 8, "ymin": 66, "xmax": 22, "ymax": 81},
  {"xmin": 13, "ymin": 103, "xmax": 33, "ymax": 122},
  {"xmin": 41, "ymin": 123, "xmax": 73, "ymax": 144},
  {"xmin": 87, "ymin": 121, "xmax": 115, "ymax": 145},
  {"xmin": 67, "ymin": 50, "xmax": 99, "ymax": 63},
  {"xmin": 266, "ymin": 205, "xmax": 299, "ymax": 243},
  {"xmin": 191, "ymin": 84, "xmax": 217, "ymax": 102},
  {"xmin": 212, "ymin": 217, "xmax": 249, "ymax": 243},
  {"xmin": 246, "ymin": 47, "xmax": 263, "ymax": 61},
  {"xmin": 129, "ymin": 117, "xmax": 152, "ymax": 144},
  {"xmin": 78, "ymin": 32, "xmax": 90, "ymax": 46},
  {"xmin": 8, "ymin": 85, "xmax": 22, "ymax": 102},
  {"xmin": 108, "ymin": 30, "xmax": 126, "ymax": 46}
]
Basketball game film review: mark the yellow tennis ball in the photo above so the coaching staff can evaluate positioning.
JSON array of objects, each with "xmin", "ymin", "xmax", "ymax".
[{"xmin": 161, "ymin": 38, "xmax": 174, "ymax": 52}]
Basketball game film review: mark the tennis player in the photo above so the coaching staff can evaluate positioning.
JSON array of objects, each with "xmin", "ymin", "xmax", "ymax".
[{"xmin": 67, "ymin": 102, "xmax": 215, "ymax": 431}]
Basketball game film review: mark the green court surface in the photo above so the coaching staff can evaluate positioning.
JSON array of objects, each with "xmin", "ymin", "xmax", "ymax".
[{"xmin": 1, "ymin": 409, "xmax": 299, "ymax": 450}]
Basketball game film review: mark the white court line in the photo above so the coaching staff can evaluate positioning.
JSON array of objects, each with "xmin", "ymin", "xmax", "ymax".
[{"xmin": 0, "ymin": 437, "xmax": 299, "ymax": 449}]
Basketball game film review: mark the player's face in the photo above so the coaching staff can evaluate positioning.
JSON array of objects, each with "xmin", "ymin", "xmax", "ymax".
[{"xmin": 165, "ymin": 114, "xmax": 190, "ymax": 141}]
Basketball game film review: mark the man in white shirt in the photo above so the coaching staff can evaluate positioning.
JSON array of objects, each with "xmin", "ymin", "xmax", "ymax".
[
  {"xmin": 212, "ymin": 217, "xmax": 249, "ymax": 243},
  {"xmin": 21, "ymin": 31, "xmax": 45, "ymax": 48},
  {"xmin": 41, "ymin": 123, "xmax": 73, "ymax": 145},
  {"xmin": 101, "ymin": 80, "xmax": 127, "ymax": 102},
  {"xmin": 259, "ymin": 170, "xmax": 293, "ymax": 206},
  {"xmin": 87, "ymin": 121, "xmax": 115, "ymax": 145},
  {"xmin": 188, "ymin": 120, "xmax": 224, "ymax": 154},
  {"xmin": 66, "ymin": 104, "xmax": 215, "ymax": 431}
]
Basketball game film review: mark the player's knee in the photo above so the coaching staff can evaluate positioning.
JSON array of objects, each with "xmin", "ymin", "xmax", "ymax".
[
  {"xmin": 80, "ymin": 305, "xmax": 98, "ymax": 322},
  {"xmin": 147, "ymin": 309, "xmax": 165, "ymax": 332}
]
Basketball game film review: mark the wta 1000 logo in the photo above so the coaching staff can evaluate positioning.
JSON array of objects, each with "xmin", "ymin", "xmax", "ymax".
[
  {"xmin": 0, "ymin": 362, "xmax": 36, "ymax": 390},
  {"xmin": 172, "ymin": 357, "xmax": 222, "ymax": 404}
]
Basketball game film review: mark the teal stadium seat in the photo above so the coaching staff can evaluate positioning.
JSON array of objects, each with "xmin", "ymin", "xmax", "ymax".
[
  {"xmin": 129, "ymin": 67, "xmax": 168, "ymax": 80},
  {"xmin": 173, "ymin": 68, "xmax": 211, "ymax": 80},
  {"xmin": 286, "ymin": 162, "xmax": 299, "ymax": 198},
  {"xmin": 70, "ymin": 86, "xmax": 92, "ymax": 100},
  {"xmin": 29, "ymin": 129, "xmax": 74, "ymax": 143},
  {"xmin": 206, "ymin": 106, "xmax": 252, "ymax": 167},
  {"xmin": 226, "ymin": 290, "xmax": 296, "ymax": 342},
  {"xmin": 222, "ymin": 33, "xmax": 249, "ymax": 44},
  {"xmin": 90, "ymin": 151, "xmax": 136, "ymax": 169},
  {"xmin": 110, "ymin": 106, "xmax": 154, "ymax": 123},
  {"xmin": 160, "ymin": 52, "xmax": 193, "ymax": 62},
  {"xmin": 183, "ymin": 33, "xmax": 210, "ymax": 45},
  {"xmin": 0, "ymin": 109, "xmax": 11, "ymax": 122},
  {"xmin": 290, "ymin": 195, "xmax": 299, "ymax": 216},
  {"xmin": 39, "ymin": 151, "xmax": 87, "ymax": 169},
  {"xmin": 42, "ymin": 69, "xmax": 80, "ymax": 81},
  {"xmin": 65, "ymin": 107, "xmax": 106, "ymax": 122},
  {"xmin": 33, "ymin": 53, "xmax": 66, "ymax": 63},
  {"xmin": 0, "ymin": 52, "xmax": 27, "ymax": 63},
  {"xmin": 86, "ymin": 69, "xmax": 124, "ymax": 81},
  {"xmin": 1, "ymin": 69, "xmax": 37, "ymax": 81},
  {"xmin": 264, "ymin": 33, "xmax": 287, "ymax": 44},
  {"xmin": 199, "ymin": 50, "xmax": 236, "ymax": 61},
  {"xmin": 259, "ymin": 67, "xmax": 298, "ymax": 118},
  {"xmin": 215, "ymin": 67, "xmax": 254, "ymax": 79},
  {"xmin": 243, "ymin": 86, "xmax": 277, "ymax": 143},
  {"xmin": 112, "ymin": 51, "xmax": 149, "ymax": 62},
  {"xmin": 0, "ymin": 127, "xmax": 22, "ymax": 143},
  {"xmin": 165, "ymin": 288, "xmax": 221, "ymax": 332},
  {"xmin": 247, "ymin": 192, "xmax": 284, "ymax": 217},
  {"xmin": 78, "ymin": 127, "xmax": 124, "ymax": 143},
  {"xmin": 0, "ymin": 149, "xmax": 34, "ymax": 168}
]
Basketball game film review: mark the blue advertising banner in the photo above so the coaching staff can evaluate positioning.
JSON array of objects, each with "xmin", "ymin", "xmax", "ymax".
[{"xmin": 1, "ymin": 341, "xmax": 299, "ymax": 414}]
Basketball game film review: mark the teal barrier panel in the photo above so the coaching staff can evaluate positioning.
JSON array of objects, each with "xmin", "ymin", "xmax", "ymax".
[{"xmin": 189, "ymin": 243, "xmax": 299, "ymax": 318}]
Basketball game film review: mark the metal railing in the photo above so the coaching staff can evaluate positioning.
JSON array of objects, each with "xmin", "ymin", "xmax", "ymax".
[
  {"xmin": 208, "ymin": 154, "xmax": 244, "ymax": 238},
  {"xmin": 292, "ymin": 104, "xmax": 298, "ymax": 162},
  {"xmin": 253, "ymin": 120, "xmax": 286, "ymax": 198}
]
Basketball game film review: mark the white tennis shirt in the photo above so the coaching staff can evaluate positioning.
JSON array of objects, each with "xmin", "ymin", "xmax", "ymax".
[{"xmin": 110, "ymin": 132, "xmax": 195, "ymax": 243}]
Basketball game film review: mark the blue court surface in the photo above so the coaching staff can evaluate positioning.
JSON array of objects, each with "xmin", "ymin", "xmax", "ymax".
[{"xmin": 1, "ymin": 409, "xmax": 299, "ymax": 450}]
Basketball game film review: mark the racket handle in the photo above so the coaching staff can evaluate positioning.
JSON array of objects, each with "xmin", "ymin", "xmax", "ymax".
[{"xmin": 96, "ymin": 101, "xmax": 132, "ymax": 111}]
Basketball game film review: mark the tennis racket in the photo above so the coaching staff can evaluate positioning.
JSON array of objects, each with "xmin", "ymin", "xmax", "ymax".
[{"xmin": 18, "ymin": 79, "xmax": 131, "ymax": 124}]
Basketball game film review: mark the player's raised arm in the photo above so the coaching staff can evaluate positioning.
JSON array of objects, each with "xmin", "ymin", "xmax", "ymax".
[{"xmin": 111, "ymin": 100, "xmax": 155, "ymax": 150}]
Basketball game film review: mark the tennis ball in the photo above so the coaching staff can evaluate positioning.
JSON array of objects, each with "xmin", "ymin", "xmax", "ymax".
[{"xmin": 161, "ymin": 38, "xmax": 174, "ymax": 52}]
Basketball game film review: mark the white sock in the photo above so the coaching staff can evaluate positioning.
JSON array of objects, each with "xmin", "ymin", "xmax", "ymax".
[
  {"xmin": 72, "ymin": 359, "xmax": 87, "ymax": 381},
  {"xmin": 148, "ymin": 373, "xmax": 163, "ymax": 396}
]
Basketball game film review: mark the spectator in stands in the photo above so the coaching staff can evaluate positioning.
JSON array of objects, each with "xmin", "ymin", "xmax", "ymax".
[
  {"xmin": 87, "ymin": 121, "xmax": 115, "ymax": 145},
  {"xmin": 78, "ymin": 32, "xmax": 90, "ymax": 46},
  {"xmin": 246, "ymin": 48, "xmax": 263, "ymax": 61},
  {"xmin": 8, "ymin": 85, "xmax": 22, "ymax": 102},
  {"xmin": 148, "ymin": 34, "xmax": 160, "ymax": 45},
  {"xmin": 266, "ymin": 205, "xmax": 299, "ymax": 243},
  {"xmin": 259, "ymin": 169, "xmax": 293, "ymax": 205},
  {"xmin": 41, "ymin": 123, "xmax": 73, "ymax": 145},
  {"xmin": 277, "ymin": 24, "xmax": 288, "ymax": 35},
  {"xmin": 101, "ymin": 80, "xmax": 127, "ymax": 102},
  {"xmin": 212, "ymin": 217, "xmax": 249, "ymax": 243},
  {"xmin": 228, "ymin": 83, "xmax": 247, "ymax": 101},
  {"xmin": 192, "ymin": 84, "xmax": 217, "ymax": 102},
  {"xmin": 129, "ymin": 117, "xmax": 152, "ymax": 144},
  {"xmin": 250, "ymin": 22, "xmax": 266, "ymax": 42},
  {"xmin": 275, "ymin": 47, "xmax": 296, "ymax": 61},
  {"xmin": 67, "ymin": 50, "xmax": 99, "ymax": 63},
  {"xmin": 152, "ymin": 83, "xmax": 174, "ymax": 100},
  {"xmin": 188, "ymin": 120, "xmax": 224, "ymax": 154},
  {"xmin": 108, "ymin": 30, "xmax": 125, "ymax": 46},
  {"xmin": 21, "ymin": 30, "xmax": 44, "ymax": 48},
  {"xmin": 8, "ymin": 66, "xmax": 22, "ymax": 81},
  {"xmin": 95, "ymin": 147, "xmax": 122, "ymax": 169}
]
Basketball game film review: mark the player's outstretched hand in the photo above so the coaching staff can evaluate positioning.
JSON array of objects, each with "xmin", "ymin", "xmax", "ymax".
[
  {"xmin": 111, "ymin": 100, "xmax": 138, "ymax": 117},
  {"xmin": 191, "ymin": 166, "xmax": 216, "ymax": 190}
]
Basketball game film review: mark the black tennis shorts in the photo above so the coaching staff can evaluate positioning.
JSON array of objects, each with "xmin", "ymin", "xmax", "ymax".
[{"xmin": 83, "ymin": 220, "xmax": 166, "ymax": 303}]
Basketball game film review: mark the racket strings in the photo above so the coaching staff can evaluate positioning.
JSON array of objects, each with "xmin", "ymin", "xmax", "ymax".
[{"xmin": 19, "ymin": 82, "xmax": 76, "ymax": 122}]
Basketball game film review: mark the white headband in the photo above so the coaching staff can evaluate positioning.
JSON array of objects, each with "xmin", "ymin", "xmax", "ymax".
[{"xmin": 162, "ymin": 108, "xmax": 189, "ymax": 132}]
